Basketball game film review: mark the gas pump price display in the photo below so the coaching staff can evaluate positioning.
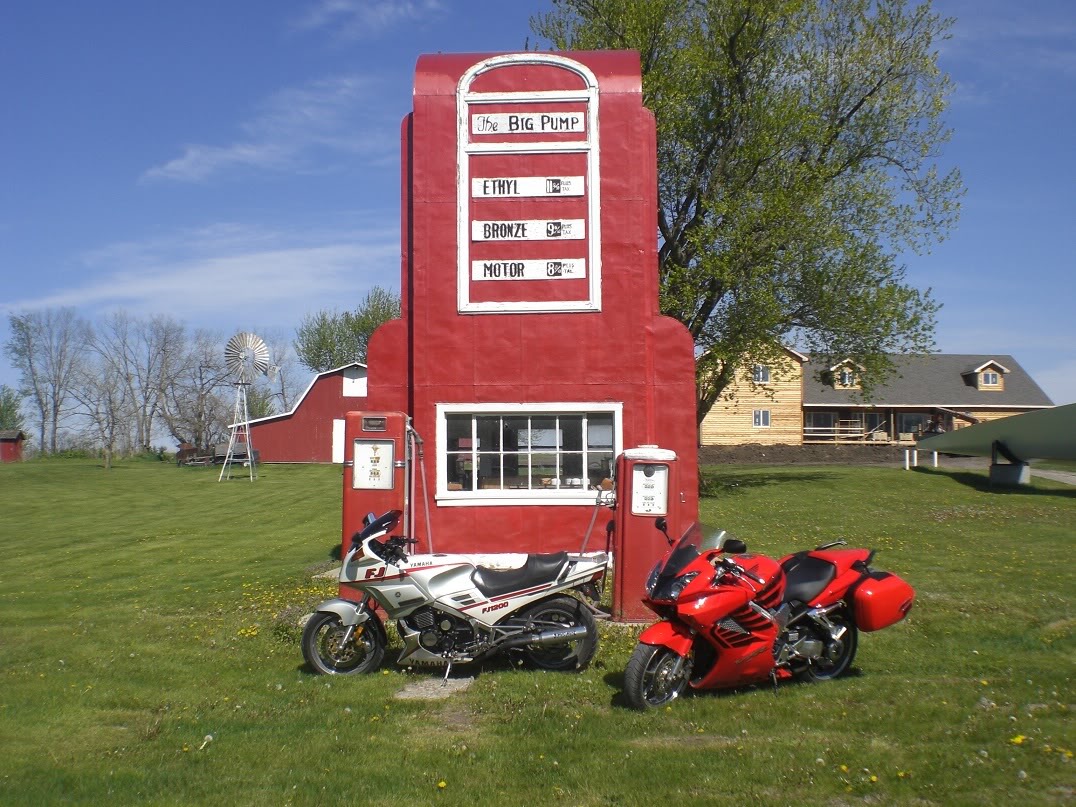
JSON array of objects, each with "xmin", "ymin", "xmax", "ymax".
[
  {"xmin": 630, "ymin": 463, "xmax": 669, "ymax": 516},
  {"xmin": 456, "ymin": 54, "xmax": 602, "ymax": 313},
  {"xmin": 352, "ymin": 439, "xmax": 395, "ymax": 490}
]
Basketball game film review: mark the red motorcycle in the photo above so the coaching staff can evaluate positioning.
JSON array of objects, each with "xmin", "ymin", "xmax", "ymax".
[{"xmin": 623, "ymin": 519, "xmax": 914, "ymax": 709}]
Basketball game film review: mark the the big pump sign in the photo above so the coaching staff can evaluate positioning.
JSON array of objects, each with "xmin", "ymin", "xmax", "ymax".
[{"xmin": 456, "ymin": 54, "xmax": 602, "ymax": 313}]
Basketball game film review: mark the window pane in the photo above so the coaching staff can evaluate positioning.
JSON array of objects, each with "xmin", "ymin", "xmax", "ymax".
[
  {"xmin": 475, "ymin": 416, "xmax": 502, "ymax": 452},
  {"xmin": 446, "ymin": 451, "xmax": 474, "ymax": 491},
  {"xmin": 446, "ymin": 414, "xmax": 471, "ymax": 449},
  {"xmin": 529, "ymin": 452, "xmax": 558, "ymax": 487},
  {"xmin": 560, "ymin": 452, "xmax": 584, "ymax": 483},
  {"xmin": 528, "ymin": 417, "xmax": 558, "ymax": 449},
  {"xmin": 561, "ymin": 416, "xmax": 583, "ymax": 451},
  {"xmin": 587, "ymin": 414, "xmax": 614, "ymax": 449},
  {"xmin": 587, "ymin": 451, "xmax": 613, "ymax": 487},
  {"xmin": 502, "ymin": 417, "xmax": 526, "ymax": 453}
]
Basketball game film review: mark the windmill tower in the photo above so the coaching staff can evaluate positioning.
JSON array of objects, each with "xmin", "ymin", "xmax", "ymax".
[{"xmin": 219, "ymin": 332, "xmax": 270, "ymax": 481}]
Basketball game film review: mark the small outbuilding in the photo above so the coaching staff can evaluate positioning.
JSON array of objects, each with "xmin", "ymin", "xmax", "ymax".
[{"xmin": 0, "ymin": 430, "xmax": 26, "ymax": 462}]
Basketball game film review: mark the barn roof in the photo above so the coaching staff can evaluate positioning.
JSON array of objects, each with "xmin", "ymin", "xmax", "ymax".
[
  {"xmin": 240, "ymin": 361, "xmax": 367, "ymax": 427},
  {"xmin": 0, "ymin": 430, "xmax": 26, "ymax": 441}
]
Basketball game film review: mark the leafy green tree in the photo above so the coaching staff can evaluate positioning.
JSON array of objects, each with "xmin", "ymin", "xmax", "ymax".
[
  {"xmin": 0, "ymin": 385, "xmax": 25, "ymax": 432},
  {"xmin": 294, "ymin": 286, "xmax": 401, "ymax": 373},
  {"xmin": 532, "ymin": 0, "xmax": 962, "ymax": 421}
]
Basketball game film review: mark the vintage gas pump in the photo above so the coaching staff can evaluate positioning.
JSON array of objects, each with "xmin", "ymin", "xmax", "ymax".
[
  {"xmin": 341, "ymin": 411, "xmax": 411, "ymax": 552},
  {"xmin": 612, "ymin": 447, "xmax": 682, "ymax": 621}
]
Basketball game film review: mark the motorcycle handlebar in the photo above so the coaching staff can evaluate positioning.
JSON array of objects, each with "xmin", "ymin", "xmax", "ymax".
[{"xmin": 715, "ymin": 556, "xmax": 765, "ymax": 585}]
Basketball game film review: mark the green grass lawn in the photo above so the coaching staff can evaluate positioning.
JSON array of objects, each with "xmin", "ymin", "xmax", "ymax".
[{"xmin": 1, "ymin": 458, "xmax": 1072, "ymax": 806}]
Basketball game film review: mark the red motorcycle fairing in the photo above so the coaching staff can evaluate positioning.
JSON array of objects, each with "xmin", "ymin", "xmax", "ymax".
[{"xmin": 637, "ymin": 619, "xmax": 694, "ymax": 656}]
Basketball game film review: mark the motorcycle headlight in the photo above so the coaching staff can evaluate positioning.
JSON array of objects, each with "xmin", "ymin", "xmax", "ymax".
[
  {"xmin": 645, "ymin": 562, "xmax": 662, "ymax": 596},
  {"xmin": 667, "ymin": 571, "xmax": 699, "ymax": 600}
]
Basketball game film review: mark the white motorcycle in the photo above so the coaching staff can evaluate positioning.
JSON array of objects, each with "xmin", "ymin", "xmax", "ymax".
[{"xmin": 302, "ymin": 510, "xmax": 609, "ymax": 676}]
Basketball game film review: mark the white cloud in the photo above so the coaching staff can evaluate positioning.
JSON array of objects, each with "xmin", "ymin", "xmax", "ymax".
[
  {"xmin": 2, "ymin": 223, "xmax": 400, "ymax": 333},
  {"xmin": 142, "ymin": 75, "xmax": 393, "ymax": 183},
  {"xmin": 292, "ymin": 0, "xmax": 447, "ymax": 39}
]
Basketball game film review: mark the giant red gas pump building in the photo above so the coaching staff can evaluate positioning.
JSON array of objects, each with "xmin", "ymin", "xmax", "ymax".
[{"xmin": 342, "ymin": 51, "xmax": 699, "ymax": 619}]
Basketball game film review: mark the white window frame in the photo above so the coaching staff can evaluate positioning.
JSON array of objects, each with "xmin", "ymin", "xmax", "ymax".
[
  {"xmin": 753, "ymin": 365, "xmax": 770, "ymax": 383},
  {"xmin": 839, "ymin": 368, "xmax": 856, "ymax": 387},
  {"xmin": 436, "ymin": 402, "xmax": 622, "ymax": 506},
  {"xmin": 753, "ymin": 409, "xmax": 771, "ymax": 428},
  {"xmin": 982, "ymin": 371, "xmax": 1000, "ymax": 386}
]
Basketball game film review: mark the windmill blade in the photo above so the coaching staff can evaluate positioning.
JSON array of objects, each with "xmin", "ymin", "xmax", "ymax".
[{"xmin": 225, "ymin": 332, "xmax": 271, "ymax": 383}]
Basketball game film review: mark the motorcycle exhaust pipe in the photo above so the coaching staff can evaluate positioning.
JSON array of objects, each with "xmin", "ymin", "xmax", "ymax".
[{"xmin": 498, "ymin": 624, "xmax": 589, "ymax": 650}]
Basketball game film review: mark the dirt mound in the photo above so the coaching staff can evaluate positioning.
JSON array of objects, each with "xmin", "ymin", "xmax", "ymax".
[{"xmin": 698, "ymin": 443, "xmax": 907, "ymax": 466}]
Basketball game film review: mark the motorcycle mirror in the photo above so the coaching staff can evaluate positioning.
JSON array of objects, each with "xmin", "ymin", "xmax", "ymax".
[{"xmin": 654, "ymin": 517, "xmax": 673, "ymax": 545}]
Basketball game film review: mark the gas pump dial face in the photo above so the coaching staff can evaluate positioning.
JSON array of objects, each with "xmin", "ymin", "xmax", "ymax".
[{"xmin": 631, "ymin": 463, "xmax": 669, "ymax": 515}]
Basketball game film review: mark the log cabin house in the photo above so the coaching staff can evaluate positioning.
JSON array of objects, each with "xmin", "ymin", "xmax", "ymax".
[{"xmin": 700, "ymin": 353, "xmax": 1054, "ymax": 446}]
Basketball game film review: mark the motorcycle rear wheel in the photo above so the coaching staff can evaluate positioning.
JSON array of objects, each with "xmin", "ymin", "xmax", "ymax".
[
  {"xmin": 517, "ymin": 596, "xmax": 598, "ymax": 672},
  {"xmin": 799, "ymin": 614, "xmax": 858, "ymax": 682},
  {"xmin": 302, "ymin": 612, "xmax": 385, "ymax": 675},
  {"xmin": 624, "ymin": 643, "xmax": 691, "ymax": 710}
]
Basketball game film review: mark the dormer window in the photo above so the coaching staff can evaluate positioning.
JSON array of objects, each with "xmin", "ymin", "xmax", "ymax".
[
  {"xmin": 964, "ymin": 361, "xmax": 1008, "ymax": 391},
  {"xmin": 839, "ymin": 369, "xmax": 855, "ymax": 387},
  {"xmin": 753, "ymin": 365, "xmax": 770, "ymax": 383}
]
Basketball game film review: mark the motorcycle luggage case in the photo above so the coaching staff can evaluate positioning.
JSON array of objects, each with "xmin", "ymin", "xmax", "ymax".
[{"xmin": 852, "ymin": 571, "xmax": 914, "ymax": 632}]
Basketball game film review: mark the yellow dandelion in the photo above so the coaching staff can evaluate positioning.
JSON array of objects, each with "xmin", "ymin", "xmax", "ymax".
[
  {"xmin": 437, "ymin": 780, "xmax": 447, "ymax": 789},
  {"xmin": 1010, "ymin": 735, "xmax": 1026, "ymax": 745}
]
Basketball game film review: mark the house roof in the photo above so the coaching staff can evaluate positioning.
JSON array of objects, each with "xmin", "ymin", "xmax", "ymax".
[
  {"xmin": 803, "ymin": 354, "xmax": 1054, "ymax": 408},
  {"xmin": 0, "ymin": 430, "xmax": 25, "ymax": 441}
]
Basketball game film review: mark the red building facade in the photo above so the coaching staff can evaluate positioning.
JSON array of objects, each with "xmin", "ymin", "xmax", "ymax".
[{"xmin": 354, "ymin": 52, "xmax": 699, "ymax": 554}]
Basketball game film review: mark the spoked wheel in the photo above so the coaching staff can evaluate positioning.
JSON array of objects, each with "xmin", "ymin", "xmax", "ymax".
[
  {"xmin": 799, "ymin": 613, "xmax": 858, "ymax": 682},
  {"xmin": 623, "ymin": 643, "xmax": 692, "ymax": 710},
  {"xmin": 516, "ymin": 596, "xmax": 598, "ymax": 672},
  {"xmin": 301, "ymin": 612, "xmax": 385, "ymax": 675}
]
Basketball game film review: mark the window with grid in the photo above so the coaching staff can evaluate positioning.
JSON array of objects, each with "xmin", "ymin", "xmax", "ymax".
[{"xmin": 439, "ymin": 405, "xmax": 620, "ymax": 501}]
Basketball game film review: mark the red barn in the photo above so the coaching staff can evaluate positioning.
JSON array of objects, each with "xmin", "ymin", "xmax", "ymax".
[
  {"xmin": 247, "ymin": 363, "xmax": 367, "ymax": 463},
  {"xmin": 0, "ymin": 430, "xmax": 25, "ymax": 462}
]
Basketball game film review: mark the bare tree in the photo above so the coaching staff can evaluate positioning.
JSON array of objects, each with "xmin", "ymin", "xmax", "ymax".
[
  {"xmin": 4, "ymin": 309, "xmax": 90, "ymax": 453},
  {"xmin": 70, "ymin": 352, "xmax": 133, "ymax": 470},
  {"xmin": 91, "ymin": 311, "xmax": 188, "ymax": 452},
  {"xmin": 159, "ymin": 329, "xmax": 232, "ymax": 452}
]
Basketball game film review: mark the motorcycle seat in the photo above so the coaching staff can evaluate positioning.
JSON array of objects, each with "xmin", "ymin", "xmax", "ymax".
[
  {"xmin": 471, "ymin": 551, "xmax": 569, "ymax": 599},
  {"xmin": 780, "ymin": 552, "xmax": 836, "ymax": 605}
]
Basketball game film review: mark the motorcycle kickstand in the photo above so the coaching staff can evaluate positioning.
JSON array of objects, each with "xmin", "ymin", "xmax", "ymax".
[
  {"xmin": 441, "ymin": 659, "xmax": 453, "ymax": 687},
  {"xmin": 770, "ymin": 669, "xmax": 779, "ymax": 695}
]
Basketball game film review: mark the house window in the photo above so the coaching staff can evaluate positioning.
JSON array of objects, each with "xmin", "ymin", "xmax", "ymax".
[
  {"xmin": 838, "ymin": 368, "xmax": 856, "ymax": 387},
  {"xmin": 805, "ymin": 411, "xmax": 836, "ymax": 437},
  {"xmin": 897, "ymin": 413, "xmax": 929, "ymax": 436},
  {"xmin": 437, "ymin": 403, "xmax": 621, "ymax": 504},
  {"xmin": 753, "ymin": 365, "xmax": 770, "ymax": 383},
  {"xmin": 981, "ymin": 371, "xmax": 1000, "ymax": 387},
  {"xmin": 753, "ymin": 409, "xmax": 771, "ymax": 428}
]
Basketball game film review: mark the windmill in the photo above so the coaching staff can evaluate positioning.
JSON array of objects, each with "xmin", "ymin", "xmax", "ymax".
[{"xmin": 219, "ymin": 332, "xmax": 270, "ymax": 481}]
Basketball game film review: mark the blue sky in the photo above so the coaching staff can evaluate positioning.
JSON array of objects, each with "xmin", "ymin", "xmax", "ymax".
[{"xmin": 2, "ymin": 0, "xmax": 1074, "ymax": 404}]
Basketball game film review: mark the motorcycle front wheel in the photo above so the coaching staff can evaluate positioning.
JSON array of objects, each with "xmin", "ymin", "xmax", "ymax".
[
  {"xmin": 623, "ymin": 643, "xmax": 691, "ymax": 710},
  {"xmin": 301, "ymin": 612, "xmax": 385, "ymax": 675},
  {"xmin": 517, "ymin": 596, "xmax": 598, "ymax": 672}
]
